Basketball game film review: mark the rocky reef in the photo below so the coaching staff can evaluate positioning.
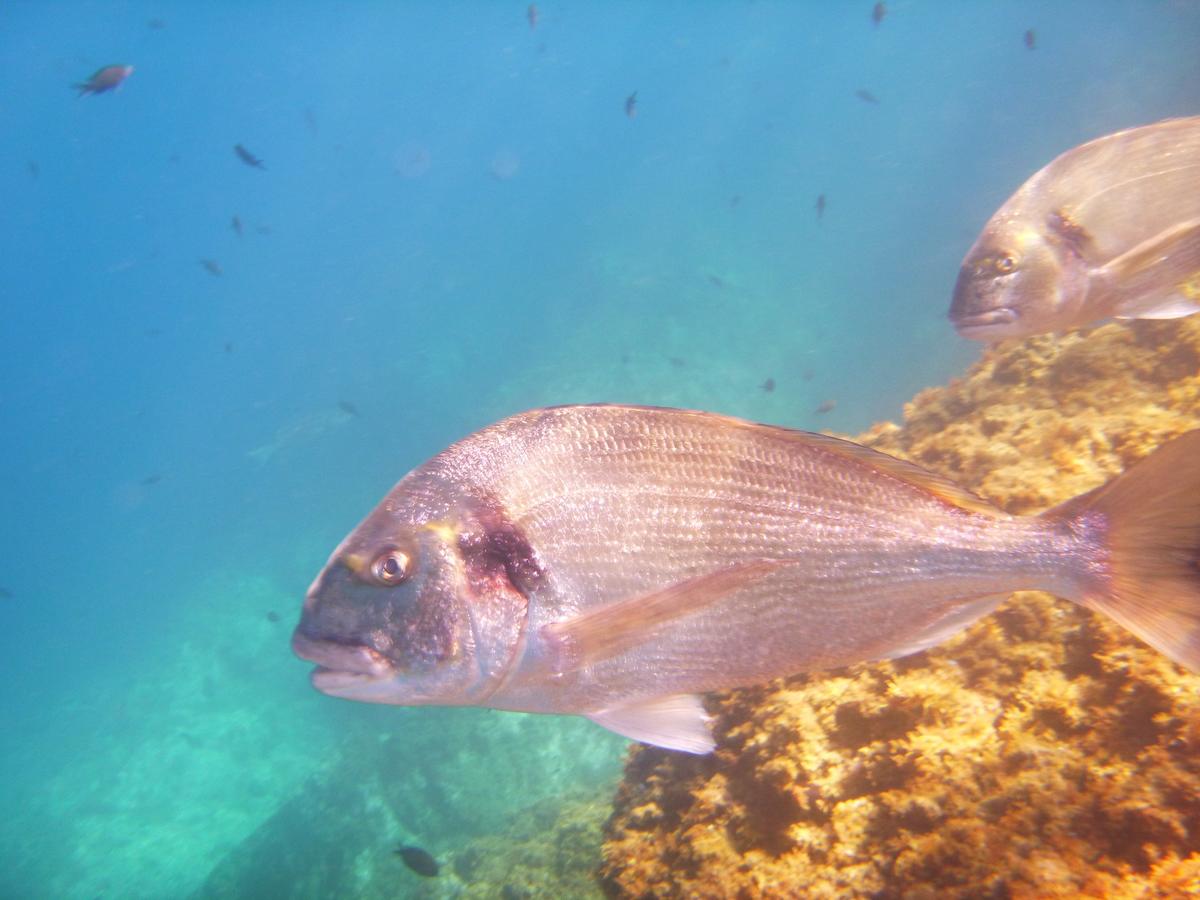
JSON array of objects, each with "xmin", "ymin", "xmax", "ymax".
[{"xmin": 599, "ymin": 318, "xmax": 1200, "ymax": 899}]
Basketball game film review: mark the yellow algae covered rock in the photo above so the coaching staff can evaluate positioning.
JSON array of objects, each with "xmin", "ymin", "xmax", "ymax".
[{"xmin": 600, "ymin": 319, "xmax": 1200, "ymax": 899}]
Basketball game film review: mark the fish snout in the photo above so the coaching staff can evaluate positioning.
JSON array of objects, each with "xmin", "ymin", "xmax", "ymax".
[{"xmin": 949, "ymin": 267, "xmax": 1022, "ymax": 340}]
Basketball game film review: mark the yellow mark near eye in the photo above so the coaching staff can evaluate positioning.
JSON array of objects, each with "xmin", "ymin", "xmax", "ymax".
[
  {"xmin": 341, "ymin": 552, "xmax": 369, "ymax": 576},
  {"xmin": 424, "ymin": 522, "xmax": 458, "ymax": 543}
]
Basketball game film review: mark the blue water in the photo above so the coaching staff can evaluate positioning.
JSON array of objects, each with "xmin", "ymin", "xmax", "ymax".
[{"xmin": 1, "ymin": 2, "xmax": 1197, "ymax": 896}]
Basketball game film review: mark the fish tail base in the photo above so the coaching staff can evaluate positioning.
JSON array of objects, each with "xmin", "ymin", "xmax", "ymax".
[{"xmin": 1045, "ymin": 431, "xmax": 1200, "ymax": 671}]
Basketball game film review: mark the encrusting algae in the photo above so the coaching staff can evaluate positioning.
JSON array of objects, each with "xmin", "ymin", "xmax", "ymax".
[{"xmin": 599, "ymin": 318, "xmax": 1200, "ymax": 899}]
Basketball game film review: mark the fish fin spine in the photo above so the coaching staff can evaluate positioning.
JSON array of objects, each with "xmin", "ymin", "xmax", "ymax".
[{"xmin": 1043, "ymin": 430, "xmax": 1200, "ymax": 671}]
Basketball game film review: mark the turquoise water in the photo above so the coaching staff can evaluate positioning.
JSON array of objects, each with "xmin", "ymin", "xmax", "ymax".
[{"xmin": 1, "ymin": 2, "xmax": 1197, "ymax": 897}]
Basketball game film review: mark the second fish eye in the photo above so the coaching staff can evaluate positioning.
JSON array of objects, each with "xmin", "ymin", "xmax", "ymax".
[{"xmin": 372, "ymin": 548, "xmax": 412, "ymax": 585}]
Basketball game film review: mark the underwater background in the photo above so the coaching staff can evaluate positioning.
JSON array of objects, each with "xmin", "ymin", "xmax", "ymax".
[{"xmin": 1, "ymin": 2, "xmax": 1198, "ymax": 897}]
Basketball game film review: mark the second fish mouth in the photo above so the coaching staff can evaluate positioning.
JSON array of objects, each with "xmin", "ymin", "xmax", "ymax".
[{"xmin": 951, "ymin": 306, "xmax": 1019, "ymax": 335}]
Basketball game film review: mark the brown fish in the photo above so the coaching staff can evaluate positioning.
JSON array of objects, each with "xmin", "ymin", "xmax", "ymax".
[
  {"xmin": 625, "ymin": 91, "xmax": 638, "ymax": 119},
  {"xmin": 854, "ymin": 89, "xmax": 879, "ymax": 105},
  {"xmin": 760, "ymin": 377, "xmax": 776, "ymax": 393},
  {"xmin": 872, "ymin": 2, "xmax": 886, "ymax": 26},
  {"xmin": 200, "ymin": 258, "xmax": 223, "ymax": 277},
  {"xmin": 74, "ymin": 65, "xmax": 133, "ymax": 97},
  {"xmin": 527, "ymin": 3, "xmax": 538, "ymax": 29},
  {"xmin": 292, "ymin": 405, "xmax": 1200, "ymax": 753},
  {"xmin": 339, "ymin": 400, "xmax": 359, "ymax": 417},
  {"xmin": 814, "ymin": 399, "xmax": 836, "ymax": 414},
  {"xmin": 1024, "ymin": 28, "xmax": 1036, "ymax": 50},
  {"xmin": 232, "ymin": 215, "xmax": 243, "ymax": 237},
  {"xmin": 950, "ymin": 116, "xmax": 1200, "ymax": 340},
  {"xmin": 234, "ymin": 144, "xmax": 266, "ymax": 170}
]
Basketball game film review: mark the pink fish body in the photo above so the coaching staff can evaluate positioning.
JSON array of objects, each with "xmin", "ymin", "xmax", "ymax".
[{"xmin": 293, "ymin": 405, "xmax": 1200, "ymax": 753}]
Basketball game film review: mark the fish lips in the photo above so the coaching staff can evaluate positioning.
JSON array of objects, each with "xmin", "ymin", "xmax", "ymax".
[
  {"xmin": 291, "ymin": 630, "xmax": 394, "ymax": 695},
  {"xmin": 949, "ymin": 305, "xmax": 1022, "ymax": 340}
]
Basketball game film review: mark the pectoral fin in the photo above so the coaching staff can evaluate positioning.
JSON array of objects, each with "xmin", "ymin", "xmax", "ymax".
[
  {"xmin": 587, "ymin": 693, "xmax": 715, "ymax": 753},
  {"xmin": 1105, "ymin": 218, "xmax": 1200, "ymax": 319},
  {"xmin": 540, "ymin": 560, "xmax": 782, "ymax": 675}
]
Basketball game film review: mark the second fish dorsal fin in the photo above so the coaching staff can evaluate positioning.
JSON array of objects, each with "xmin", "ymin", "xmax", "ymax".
[{"xmin": 539, "ymin": 560, "xmax": 782, "ymax": 675}]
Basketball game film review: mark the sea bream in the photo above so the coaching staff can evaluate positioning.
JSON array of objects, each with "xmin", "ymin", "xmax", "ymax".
[
  {"xmin": 292, "ymin": 405, "xmax": 1200, "ymax": 753},
  {"xmin": 950, "ymin": 116, "xmax": 1200, "ymax": 340}
]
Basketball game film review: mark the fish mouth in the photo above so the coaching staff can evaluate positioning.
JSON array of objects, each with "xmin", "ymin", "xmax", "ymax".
[
  {"xmin": 950, "ymin": 306, "xmax": 1020, "ymax": 339},
  {"xmin": 291, "ymin": 631, "xmax": 393, "ymax": 693}
]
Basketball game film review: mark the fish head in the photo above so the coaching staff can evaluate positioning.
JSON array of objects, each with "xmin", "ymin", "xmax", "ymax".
[
  {"xmin": 292, "ymin": 482, "xmax": 534, "ymax": 709},
  {"xmin": 949, "ymin": 221, "xmax": 1087, "ymax": 340}
]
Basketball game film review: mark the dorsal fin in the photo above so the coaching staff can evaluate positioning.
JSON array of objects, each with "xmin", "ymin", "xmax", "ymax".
[{"xmin": 768, "ymin": 428, "xmax": 1003, "ymax": 516}]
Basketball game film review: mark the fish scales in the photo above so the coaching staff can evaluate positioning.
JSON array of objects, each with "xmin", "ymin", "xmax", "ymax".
[
  {"xmin": 477, "ymin": 407, "xmax": 1077, "ymax": 707},
  {"xmin": 295, "ymin": 406, "xmax": 1200, "ymax": 751}
]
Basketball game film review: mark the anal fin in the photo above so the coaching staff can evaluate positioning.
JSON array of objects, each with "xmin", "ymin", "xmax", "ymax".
[{"xmin": 587, "ymin": 693, "xmax": 715, "ymax": 754}]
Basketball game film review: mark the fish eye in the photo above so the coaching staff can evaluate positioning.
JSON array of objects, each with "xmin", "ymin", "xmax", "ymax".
[
  {"xmin": 994, "ymin": 254, "xmax": 1017, "ymax": 274},
  {"xmin": 371, "ymin": 548, "xmax": 412, "ymax": 585}
]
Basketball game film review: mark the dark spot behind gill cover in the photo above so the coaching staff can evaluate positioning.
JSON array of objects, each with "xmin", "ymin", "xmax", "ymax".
[
  {"xmin": 1046, "ymin": 209, "xmax": 1095, "ymax": 259},
  {"xmin": 457, "ymin": 497, "xmax": 545, "ymax": 599}
]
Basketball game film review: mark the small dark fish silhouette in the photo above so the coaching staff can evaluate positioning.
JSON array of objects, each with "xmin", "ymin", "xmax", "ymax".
[
  {"xmin": 668, "ymin": 356, "xmax": 687, "ymax": 368},
  {"xmin": 802, "ymin": 369, "xmax": 815, "ymax": 382},
  {"xmin": 395, "ymin": 846, "xmax": 438, "ymax": 878},
  {"xmin": 338, "ymin": 400, "xmax": 359, "ymax": 417},
  {"xmin": 625, "ymin": 91, "xmax": 638, "ymax": 119},
  {"xmin": 75, "ymin": 65, "xmax": 134, "ymax": 97},
  {"xmin": 707, "ymin": 274, "xmax": 725, "ymax": 289},
  {"xmin": 872, "ymin": 2, "xmax": 886, "ymax": 26},
  {"xmin": 140, "ymin": 474, "xmax": 163, "ymax": 486},
  {"xmin": 200, "ymin": 258, "xmax": 223, "ymax": 277},
  {"xmin": 815, "ymin": 399, "xmax": 837, "ymax": 414},
  {"xmin": 234, "ymin": 144, "xmax": 266, "ymax": 170},
  {"xmin": 147, "ymin": 18, "xmax": 166, "ymax": 30},
  {"xmin": 760, "ymin": 377, "xmax": 776, "ymax": 393},
  {"xmin": 27, "ymin": 160, "xmax": 39, "ymax": 180},
  {"xmin": 231, "ymin": 215, "xmax": 243, "ymax": 236},
  {"xmin": 855, "ymin": 89, "xmax": 879, "ymax": 105},
  {"xmin": 1024, "ymin": 29, "xmax": 1036, "ymax": 50},
  {"xmin": 729, "ymin": 195, "xmax": 741, "ymax": 208},
  {"xmin": 224, "ymin": 342, "xmax": 234, "ymax": 353},
  {"xmin": 0, "ymin": 587, "xmax": 12, "ymax": 600},
  {"xmin": 527, "ymin": 3, "xmax": 538, "ymax": 29},
  {"xmin": 267, "ymin": 610, "xmax": 281, "ymax": 623},
  {"xmin": 816, "ymin": 193, "xmax": 826, "ymax": 220},
  {"xmin": 304, "ymin": 107, "xmax": 319, "ymax": 136}
]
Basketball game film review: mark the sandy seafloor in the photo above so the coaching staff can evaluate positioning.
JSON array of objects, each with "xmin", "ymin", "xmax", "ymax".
[{"xmin": 1, "ymin": 2, "xmax": 1199, "ymax": 898}]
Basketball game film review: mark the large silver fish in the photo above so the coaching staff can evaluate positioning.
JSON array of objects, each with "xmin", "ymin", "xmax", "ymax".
[
  {"xmin": 950, "ymin": 116, "xmax": 1200, "ymax": 341},
  {"xmin": 292, "ymin": 405, "xmax": 1200, "ymax": 753}
]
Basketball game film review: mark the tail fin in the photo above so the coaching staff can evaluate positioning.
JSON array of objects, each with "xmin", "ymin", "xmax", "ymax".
[{"xmin": 1045, "ymin": 430, "xmax": 1200, "ymax": 671}]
